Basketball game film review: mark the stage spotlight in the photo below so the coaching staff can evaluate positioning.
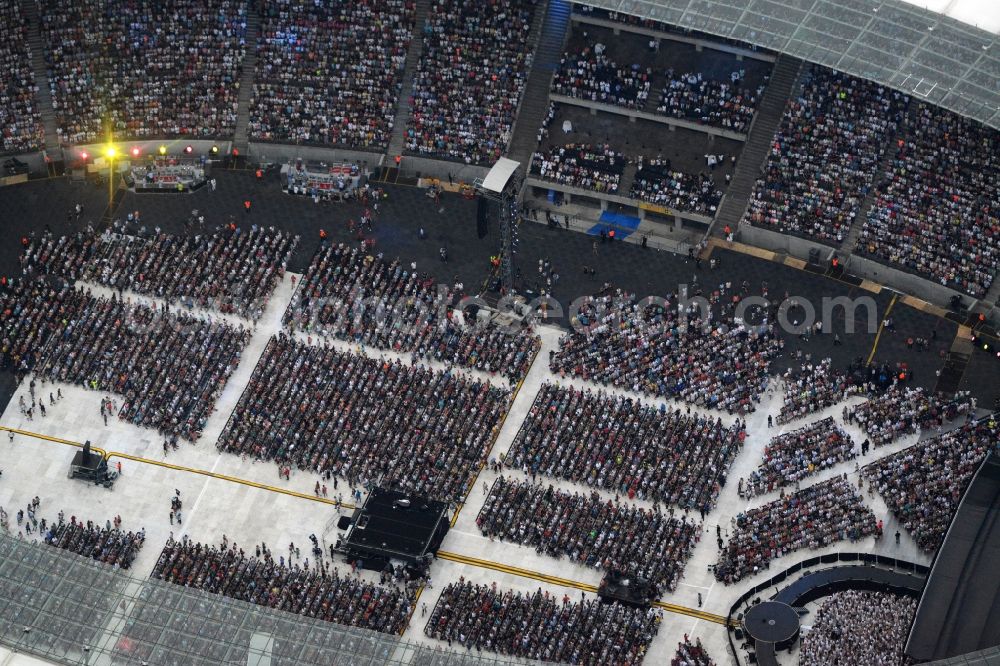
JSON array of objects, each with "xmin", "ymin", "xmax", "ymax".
[
  {"xmin": 80, "ymin": 151, "xmax": 88, "ymax": 161},
  {"xmin": 158, "ymin": 145, "xmax": 167, "ymax": 156},
  {"xmin": 105, "ymin": 146, "xmax": 117, "ymax": 159},
  {"xmin": 232, "ymin": 148, "xmax": 239, "ymax": 156},
  {"xmin": 184, "ymin": 145, "xmax": 193, "ymax": 154},
  {"xmin": 131, "ymin": 147, "xmax": 141, "ymax": 158},
  {"xmin": 210, "ymin": 145, "xmax": 219, "ymax": 155}
]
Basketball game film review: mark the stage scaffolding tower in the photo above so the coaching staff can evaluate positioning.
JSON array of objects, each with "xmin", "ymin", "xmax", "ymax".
[{"xmin": 475, "ymin": 158, "xmax": 521, "ymax": 292}]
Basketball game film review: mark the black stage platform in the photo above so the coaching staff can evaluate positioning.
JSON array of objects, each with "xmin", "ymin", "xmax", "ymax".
[
  {"xmin": 743, "ymin": 601, "xmax": 800, "ymax": 647},
  {"xmin": 906, "ymin": 452, "xmax": 1000, "ymax": 662},
  {"xmin": 337, "ymin": 488, "xmax": 449, "ymax": 568}
]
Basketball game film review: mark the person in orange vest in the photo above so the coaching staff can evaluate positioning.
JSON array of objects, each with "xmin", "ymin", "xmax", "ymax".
[
  {"xmin": 255, "ymin": 168, "xmax": 263, "ymax": 179},
  {"xmin": 243, "ymin": 200, "xmax": 251, "ymax": 214},
  {"xmin": 319, "ymin": 229, "xmax": 327, "ymax": 240},
  {"xmin": 394, "ymin": 155, "xmax": 401, "ymax": 167},
  {"xmin": 608, "ymin": 229, "xmax": 616, "ymax": 241}
]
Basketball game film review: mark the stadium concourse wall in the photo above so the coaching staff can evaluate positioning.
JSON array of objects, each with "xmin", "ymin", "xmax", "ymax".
[{"xmin": 736, "ymin": 221, "xmax": 982, "ymax": 311}]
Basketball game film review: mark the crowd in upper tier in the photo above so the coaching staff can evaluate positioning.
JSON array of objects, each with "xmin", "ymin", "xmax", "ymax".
[
  {"xmin": 249, "ymin": 0, "xmax": 414, "ymax": 148},
  {"xmin": 39, "ymin": 0, "xmax": 248, "ymax": 144},
  {"xmin": 799, "ymin": 591, "xmax": 917, "ymax": 666},
  {"xmin": 531, "ymin": 142, "xmax": 624, "ymax": 194},
  {"xmin": 477, "ymin": 476, "xmax": 700, "ymax": 594},
  {"xmin": 284, "ymin": 243, "xmax": 539, "ymax": 383},
  {"xmin": 862, "ymin": 417, "xmax": 1000, "ymax": 551},
  {"xmin": 506, "ymin": 382, "xmax": 745, "ymax": 511},
  {"xmin": 217, "ymin": 334, "xmax": 510, "ymax": 502},
  {"xmin": 0, "ymin": 1, "xmax": 43, "ymax": 153},
  {"xmin": 856, "ymin": 103, "xmax": 1000, "ymax": 297},
  {"xmin": 844, "ymin": 386, "xmax": 974, "ymax": 448},
  {"xmin": 22, "ymin": 227, "xmax": 297, "ymax": 321},
  {"xmin": 716, "ymin": 476, "xmax": 879, "ymax": 584},
  {"xmin": 426, "ymin": 579, "xmax": 661, "ymax": 665},
  {"xmin": 405, "ymin": 0, "xmax": 536, "ymax": 164},
  {"xmin": 745, "ymin": 66, "xmax": 907, "ymax": 244}
]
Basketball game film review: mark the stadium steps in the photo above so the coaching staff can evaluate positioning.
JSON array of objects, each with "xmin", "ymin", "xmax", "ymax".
[
  {"xmin": 985, "ymin": 275, "xmax": 1000, "ymax": 306},
  {"xmin": 618, "ymin": 162, "xmax": 638, "ymax": 197},
  {"xmin": 387, "ymin": 0, "xmax": 433, "ymax": 158},
  {"xmin": 21, "ymin": 0, "xmax": 61, "ymax": 153},
  {"xmin": 710, "ymin": 54, "xmax": 804, "ymax": 235},
  {"xmin": 844, "ymin": 102, "xmax": 916, "ymax": 253},
  {"xmin": 232, "ymin": 10, "xmax": 261, "ymax": 155},
  {"xmin": 935, "ymin": 350, "xmax": 972, "ymax": 396},
  {"xmin": 505, "ymin": 0, "xmax": 572, "ymax": 168}
]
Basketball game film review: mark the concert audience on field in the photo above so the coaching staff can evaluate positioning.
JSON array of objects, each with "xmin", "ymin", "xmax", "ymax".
[
  {"xmin": 43, "ymin": 515, "xmax": 145, "ymax": 570},
  {"xmin": 630, "ymin": 155, "xmax": 722, "ymax": 214},
  {"xmin": 856, "ymin": 103, "xmax": 1000, "ymax": 297},
  {"xmin": 284, "ymin": 243, "xmax": 539, "ymax": 383},
  {"xmin": 743, "ymin": 417, "xmax": 855, "ymax": 497},
  {"xmin": 217, "ymin": 334, "xmax": 510, "ymax": 502},
  {"xmin": 405, "ymin": 0, "xmax": 536, "ymax": 165},
  {"xmin": 844, "ymin": 386, "xmax": 975, "ymax": 448},
  {"xmin": 552, "ymin": 43, "xmax": 652, "ymax": 109},
  {"xmin": 0, "ymin": 280, "xmax": 249, "ymax": 441},
  {"xmin": 744, "ymin": 66, "xmax": 907, "ymax": 244},
  {"xmin": 861, "ymin": 417, "xmax": 1000, "ymax": 551},
  {"xmin": 22, "ymin": 227, "xmax": 297, "ymax": 321},
  {"xmin": 656, "ymin": 69, "xmax": 764, "ymax": 133},
  {"xmin": 672, "ymin": 636, "xmax": 716, "ymax": 666},
  {"xmin": 531, "ymin": 142, "xmax": 623, "ymax": 194},
  {"xmin": 715, "ymin": 476, "xmax": 879, "ymax": 584},
  {"xmin": 799, "ymin": 591, "xmax": 917, "ymax": 666},
  {"xmin": 505, "ymin": 382, "xmax": 746, "ymax": 511},
  {"xmin": 550, "ymin": 288, "xmax": 784, "ymax": 415},
  {"xmin": 0, "ymin": 1, "xmax": 43, "ymax": 153},
  {"xmin": 426, "ymin": 579, "xmax": 661, "ymax": 664},
  {"xmin": 249, "ymin": 0, "xmax": 414, "ymax": 148},
  {"xmin": 477, "ymin": 476, "xmax": 700, "ymax": 594},
  {"xmin": 776, "ymin": 357, "xmax": 853, "ymax": 424},
  {"xmin": 38, "ymin": 0, "xmax": 247, "ymax": 144},
  {"xmin": 151, "ymin": 536, "xmax": 415, "ymax": 634}
]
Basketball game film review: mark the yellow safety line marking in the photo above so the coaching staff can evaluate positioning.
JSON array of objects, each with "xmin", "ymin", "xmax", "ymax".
[
  {"xmin": 0, "ymin": 426, "xmax": 355, "ymax": 510},
  {"xmin": 867, "ymin": 293, "xmax": 899, "ymax": 366},
  {"xmin": 437, "ymin": 551, "xmax": 731, "ymax": 625}
]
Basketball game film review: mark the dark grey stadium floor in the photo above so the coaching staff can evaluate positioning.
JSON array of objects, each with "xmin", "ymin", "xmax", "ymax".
[{"xmin": 0, "ymin": 169, "xmax": 996, "ymax": 411}]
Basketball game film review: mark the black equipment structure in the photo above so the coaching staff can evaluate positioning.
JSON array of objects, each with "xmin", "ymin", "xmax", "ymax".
[
  {"xmin": 335, "ymin": 488, "xmax": 450, "ymax": 572},
  {"xmin": 68, "ymin": 440, "xmax": 117, "ymax": 488},
  {"xmin": 906, "ymin": 451, "xmax": 1000, "ymax": 662},
  {"xmin": 597, "ymin": 570, "xmax": 654, "ymax": 608},
  {"xmin": 475, "ymin": 157, "xmax": 521, "ymax": 291}
]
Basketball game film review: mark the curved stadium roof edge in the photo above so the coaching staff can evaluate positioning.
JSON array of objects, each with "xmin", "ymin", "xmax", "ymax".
[{"xmin": 583, "ymin": 0, "xmax": 1000, "ymax": 131}]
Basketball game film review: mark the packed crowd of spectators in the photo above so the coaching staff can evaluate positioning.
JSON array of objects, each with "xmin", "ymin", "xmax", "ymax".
[
  {"xmin": 283, "ymin": 243, "xmax": 539, "ymax": 383},
  {"xmin": 743, "ymin": 417, "xmax": 855, "ymax": 497},
  {"xmin": 861, "ymin": 417, "xmax": 1000, "ymax": 551},
  {"xmin": 856, "ymin": 103, "xmax": 1000, "ymax": 297},
  {"xmin": 715, "ymin": 476, "xmax": 879, "ymax": 584},
  {"xmin": 552, "ymin": 43, "xmax": 652, "ymax": 109},
  {"xmin": 506, "ymin": 382, "xmax": 746, "ymax": 511},
  {"xmin": 672, "ymin": 636, "xmax": 716, "ymax": 666},
  {"xmin": 656, "ymin": 69, "xmax": 764, "ymax": 133},
  {"xmin": 844, "ymin": 386, "xmax": 975, "ymax": 448},
  {"xmin": 800, "ymin": 591, "xmax": 917, "ymax": 666},
  {"xmin": 43, "ymin": 516, "xmax": 145, "ymax": 570},
  {"xmin": 744, "ymin": 66, "xmax": 907, "ymax": 244},
  {"xmin": 217, "ymin": 334, "xmax": 509, "ymax": 501},
  {"xmin": 477, "ymin": 476, "xmax": 700, "ymax": 594},
  {"xmin": 550, "ymin": 289, "xmax": 784, "ymax": 415},
  {"xmin": 151, "ymin": 537, "xmax": 415, "ymax": 634},
  {"xmin": 249, "ymin": 0, "xmax": 414, "ymax": 148},
  {"xmin": 531, "ymin": 143, "xmax": 623, "ymax": 194},
  {"xmin": 630, "ymin": 156, "xmax": 721, "ymax": 214},
  {"xmin": 22, "ymin": 227, "xmax": 297, "ymax": 321},
  {"xmin": 777, "ymin": 357, "xmax": 854, "ymax": 424},
  {"xmin": 0, "ymin": 1, "xmax": 43, "ymax": 153},
  {"xmin": 405, "ymin": 0, "xmax": 536, "ymax": 164},
  {"xmin": 426, "ymin": 579, "xmax": 661, "ymax": 664},
  {"xmin": 1, "ymin": 280, "xmax": 249, "ymax": 441},
  {"xmin": 39, "ymin": 0, "xmax": 248, "ymax": 144}
]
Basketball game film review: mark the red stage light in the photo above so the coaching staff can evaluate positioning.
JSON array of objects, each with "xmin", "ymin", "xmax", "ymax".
[
  {"xmin": 131, "ymin": 147, "xmax": 141, "ymax": 157},
  {"xmin": 80, "ymin": 151, "xmax": 88, "ymax": 160},
  {"xmin": 184, "ymin": 145, "xmax": 193, "ymax": 154}
]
